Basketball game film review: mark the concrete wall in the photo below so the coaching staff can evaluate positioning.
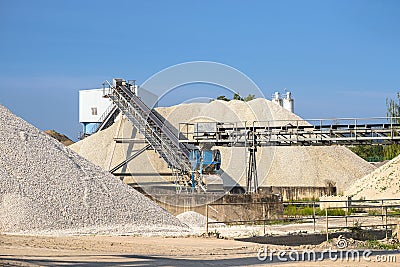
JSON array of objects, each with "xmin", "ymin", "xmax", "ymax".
[
  {"xmin": 258, "ymin": 186, "xmax": 337, "ymax": 201},
  {"xmin": 145, "ymin": 193, "xmax": 283, "ymax": 222}
]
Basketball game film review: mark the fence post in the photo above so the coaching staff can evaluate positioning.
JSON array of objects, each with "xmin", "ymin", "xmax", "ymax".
[
  {"xmin": 206, "ymin": 204, "xmax": 209, "ymax": 236},
  {"xmin": 312, "ymin": 201, "xmax": 316, "ymax": 232},
  {"xmin": 385, "ymin": 206, "xmax": 388, "ymax": 239},
  {"xmin": 326, "ymin": 208, "xmax": 329, "ymax": 242},
  {"xmin": 262, "ymin": 202, "xmax": 266, "ymax": 235}
]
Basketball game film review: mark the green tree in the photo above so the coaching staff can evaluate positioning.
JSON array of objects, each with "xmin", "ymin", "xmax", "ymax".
[
  {"xmin": 348, "ymin": 145, "xmax": 384, "ymax": 162},
  {"xmin": 349, "ymin": 92, "xmax": 400, "ymax": 161},
  {"xmin": 386, "ymin": 92, "xmax": 400, "ymax": 122},
  {"xmin": 216, "ymin": 95, "xmax": 230, "ymax": 101},
  {"xmin": 383, "ymin": 145, "xmax": 400, "ymax": 160},
  {"xmin": 214, "ymin": 93, "xmax": 256, "ymax": 102},
  {"xmin": 233, "ymin": 92, "xmax": 243, "ymax": 101},
  {"xmin": 384, "ymin": 92, "xmax": 400, "ymax": 160},
  {"xmin": 243, "ymin": 94, "xmax": 255, "ymax": 102}
]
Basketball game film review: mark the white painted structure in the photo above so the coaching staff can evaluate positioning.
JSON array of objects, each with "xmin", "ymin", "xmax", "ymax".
[
  {"xmin": 79, "ymin": 85, "xmax": 159, "ymax": 134},
  {"xmin": 271, "ymin": 91, "xmax": 295, "ymax": 113},
  {"xmin": 282, "ymin": 92, "xmax": 294, "ymax": 113},
  {"xmin": 79, "ymin": 89, "xmax": 111, "ymax": 124},
  {"xmin": 272, "ymin": 92, "xmax": 282, "ymax": 106}
]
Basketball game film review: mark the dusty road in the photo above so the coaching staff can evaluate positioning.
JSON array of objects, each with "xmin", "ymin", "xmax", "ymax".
[{"xmin": 1, "ymin": 234, "xmax": 400, "ymax": 266}]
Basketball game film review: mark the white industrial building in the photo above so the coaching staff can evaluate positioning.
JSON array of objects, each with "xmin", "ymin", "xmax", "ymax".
[
  {"xmin": 272, "ymin": 91, "xmax": 294, "ymax": 113},
  {"xmin": 79, "ymin": 85, "xmax": 159, "ymax": 135}
]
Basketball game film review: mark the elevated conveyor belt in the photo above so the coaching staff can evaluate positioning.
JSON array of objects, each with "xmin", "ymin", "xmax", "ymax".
[
  {"xmin": 179, "ymin": 120, "xmax": 400, "ymax": 147},
  {"xmin": 178, "ymin": 119, "xmax": 400, "ymax": 192},
  {"xmin": 103, "ymin": 80, "xmax": 194, "ymax": 187}
]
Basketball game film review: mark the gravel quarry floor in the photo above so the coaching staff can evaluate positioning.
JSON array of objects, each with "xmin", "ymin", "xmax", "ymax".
[{"xmin": 1, "ymin": 234, "xmax": 400, "ymax": 267}]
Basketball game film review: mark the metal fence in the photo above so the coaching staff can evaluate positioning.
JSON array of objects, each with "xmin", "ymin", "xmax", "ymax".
[{"xmin": 205, "ymin": 198, "xmax": 400, "ymax": 240}]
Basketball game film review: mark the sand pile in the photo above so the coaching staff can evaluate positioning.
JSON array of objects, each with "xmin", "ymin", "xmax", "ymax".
[
  {"xmin": 0, "ymin": 104, "xmax": 187, "ymax": 235},
  {"xmin": 345, "ymin": 155, "xmax": 400, "ymax": 199},
  {"xmin": 44, "ymin": 129, "xmax": 74, "ymax": 146},
  {"xmin": 71, "ymin": 99, "xmax": 375, "ymax": 193}
]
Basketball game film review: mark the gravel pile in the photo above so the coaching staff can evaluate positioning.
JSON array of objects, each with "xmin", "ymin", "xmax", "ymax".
[
  {"xmin": 345, "ymin": 155, "xmax": 400, "ymax": 199},
  {"xmin": 0, "ymin": 104, "xmax": 188, "ymax": 235},
  {"xmin": 71, "ymin": 99, "xmax": 375, "ymax": 193},
  {"xmin": 177, "ymin": 211, "xmax": 220, "ymax": 228}
]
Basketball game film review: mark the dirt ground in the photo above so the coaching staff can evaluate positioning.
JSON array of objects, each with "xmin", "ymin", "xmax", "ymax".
[{"xmin": 1, "ymin": 234, "xmax": 400, "ymax": 267}]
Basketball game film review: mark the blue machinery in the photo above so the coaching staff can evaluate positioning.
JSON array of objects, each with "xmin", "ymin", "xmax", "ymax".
[
  {"xmin": 98, "ymin": 78, "xmax": 400, "ymax": 193},
  {"xmin": 189, "ymin": 149, "xmax": 221, "ymax": 189}
]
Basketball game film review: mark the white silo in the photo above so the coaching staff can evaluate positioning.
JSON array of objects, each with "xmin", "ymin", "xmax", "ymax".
[
  {"xmin": 272, "ymin": 92, "xmax": 282, "ymax": 107},
  {"xmin": 282, "ymin": 91, "xmax": 294, "ymax": 113}
]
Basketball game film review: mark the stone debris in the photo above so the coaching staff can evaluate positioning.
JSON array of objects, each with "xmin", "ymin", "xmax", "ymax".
[
  {"xmin": 346, "ymin": 154, "xmax": 400, "ymax": 199},
  {"xmin": 0, "ymin": 104, "xmax": 188, "ymax": 235},
  {"xmin": 177, "ymin": 211, "xmax": 221, "ymax": 228}
]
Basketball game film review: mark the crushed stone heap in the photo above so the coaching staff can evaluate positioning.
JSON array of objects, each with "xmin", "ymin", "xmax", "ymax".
[
  {"xmin": 177, "ymin": 211, "xmax": 209, "ymax": 228},
  {"xmin": 0, "ymin": 104, "xmax": 187, "ymax": 235},
  {"xmin": 346, "ymin": 154, "xmax": 400, "ymax": 199},
  {"xmin": 177, "ymin": 211, "xmax": 221, "ymax": 228}
]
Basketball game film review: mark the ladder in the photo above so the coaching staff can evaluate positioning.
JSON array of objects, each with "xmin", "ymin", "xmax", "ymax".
[{"xmin": 103, "ymin": 80, "xmax": 194, "ymax": 187}]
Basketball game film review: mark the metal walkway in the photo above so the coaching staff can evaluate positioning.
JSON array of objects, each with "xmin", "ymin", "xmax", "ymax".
[{"xmin": 102, "ymin": 80, "xmax": 194, "ymax": 188}]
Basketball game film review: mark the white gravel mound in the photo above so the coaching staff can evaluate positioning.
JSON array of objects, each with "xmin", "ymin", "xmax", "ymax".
[
  {"xmin": 177, "ymin": 211, "xmax": 218, "ymax": 228},
  {"xmin": 345, "ymin": 155, "xmax": 400, "ymax": 199},
  {"xmin": 0, "ymin": 104, "xmax": 188, "ymax": 235}
]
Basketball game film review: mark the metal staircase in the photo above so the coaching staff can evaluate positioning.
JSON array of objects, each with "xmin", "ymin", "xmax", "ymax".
[
  {"xmin": 102, "ymin": 80, "xmax": 193, "ymax": 187},
  {"xmin": 93, "ymin": 104, "xmax": 120, "ymax": 133}
]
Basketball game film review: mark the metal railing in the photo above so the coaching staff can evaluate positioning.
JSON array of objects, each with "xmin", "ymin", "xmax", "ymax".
[
  {"xmin": 92, "ymin": 104, "xmax": 118, "ymax": 133},
  {"xmin": 205, "ymin": 198, "xmax": 400, "ymax": 240}
]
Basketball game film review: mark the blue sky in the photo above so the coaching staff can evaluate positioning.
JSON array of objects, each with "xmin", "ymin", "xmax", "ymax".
[{"xmin": 0, "ymin": 0, "xmax": 399, "ymax": 140}]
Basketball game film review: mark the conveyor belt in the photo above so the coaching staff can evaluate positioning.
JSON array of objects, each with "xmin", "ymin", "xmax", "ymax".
[
  {"xmin": 179, "ymin": 120, "xmax": 400, "ymax": 146},
  {"xmin": 103, "ymin": 80, "xmax": 193, "ymax": 187}
]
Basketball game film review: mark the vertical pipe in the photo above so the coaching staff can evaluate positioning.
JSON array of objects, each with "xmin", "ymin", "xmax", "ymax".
[
  {"xmin": 320, "ymin": 120, "xmax": 323, "ymax": 142},
  {"xmin": 198, "ymin": 150, "xmax": 202, "ymax": 190},
  {"xmin": 191, "ymin": 172, "xmax": 195, "ymax": 190},
  {"xmin": 245, "ymin": 121, "xmax": 247, "ymax": 185},
  {"xmin": 354, "ymin": 119, "xmax": 357, "ymax": 141},
  {"xmin": 391, "ymin": 117, "xmax": 394, "ymax": 139}
]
